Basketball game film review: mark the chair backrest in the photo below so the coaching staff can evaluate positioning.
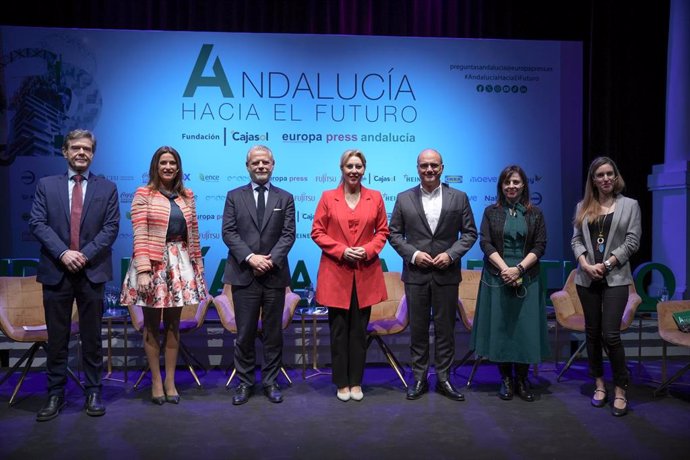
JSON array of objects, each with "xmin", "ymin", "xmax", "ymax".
[
  {"xmin": 551, "ymin": 269, "xmax": 641, "ymax": 331},
  {"xmin": 457, "ymin": 269, "xmax": 482, "ymax": 330},
  {"xmin": 0, "ymin": 276, "xmax": 78, "ymax": 342},
  {"xmin": 212, "ymin": 284, "xmax": 300, "ymax": 334},
  {"xmin": 368, "ymin": 272, "xmax": 408, "ymax": 335},
  {"xmin": 656, "ymin": 300, "xmax": 690, "ymax": 347},
  {"xmin": 126, "ymin": 295, "xmax": 211, "ymax": 334}
]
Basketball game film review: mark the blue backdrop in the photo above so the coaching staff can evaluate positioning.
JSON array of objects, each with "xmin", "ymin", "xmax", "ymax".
[{"xmin": 0, "ymin": 27, "xmax": 582, "ymax": 293}]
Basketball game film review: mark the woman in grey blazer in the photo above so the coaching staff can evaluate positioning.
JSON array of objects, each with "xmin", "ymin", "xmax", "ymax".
[{"xmin": 571, "ymin": 157, "xmax": 641, "ymax": 417}]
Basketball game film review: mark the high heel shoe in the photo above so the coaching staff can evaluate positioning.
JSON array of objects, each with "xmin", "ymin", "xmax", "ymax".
[
  {"xmin": 591, "ymin": 388, "xmax": 607, "ymax": 408},
  {"xmin": 151, "ymin": 395, "xmax": 166, "ymax": 405},
  {"xmin": 165, "ymin": 394, "xmax": 181, "ymax": 404}
]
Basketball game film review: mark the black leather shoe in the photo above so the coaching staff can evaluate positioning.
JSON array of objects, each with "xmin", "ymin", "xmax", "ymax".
[
  {"xmin": 591, "ymin": 388, "xmax": 608, "ymax": 408},
  {"xmin": 436, "ymin": 380, "xmax": 465, "ymax": 401},
  {"xmin": 499, "ymin": 377, "xmax": 514, "ymax": 401},
  {"xmin": 516, "ymin": 378, "xmax": 535, "ymax": 402},
  {"xmin": 611, "ymin": 397, "xmax": 628, "ymax": 417},
  {"xmin": 165, "ymin": 394, "xmax": 181, "ymax": 404},
  {"xmin": 406, "ymin": 380, "xmax": 428, "ymax": 400},
  {"xmin": 232, "ymin": 383, "xmax": 252, "ymax": 405},
  {"xmin": 263, "ymin": 383, "xmax": 283, "ymax": 403},
  {"xmin": 36, "ymin": 395, "xmax": 65, "ymax": 422},
  {"xmin": 151, "ymin": 395, "xmax": 166, "ymax": 405},
  {"xmin": 85, "ymin": 393, "xmax": 106, "ymax": 416}
]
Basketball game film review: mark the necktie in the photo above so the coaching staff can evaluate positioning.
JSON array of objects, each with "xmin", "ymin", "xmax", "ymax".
[
  {"xmin": 70, "ymin": 174, "xmax": 84, "ymax": 250},
  {"xmin": 256, "ymin": 185, "xmax": 266, "ymax": 229}
]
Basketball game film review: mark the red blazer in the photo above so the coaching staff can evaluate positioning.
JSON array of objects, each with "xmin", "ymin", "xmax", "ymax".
[{"xmin": 311, "ymin": 184, "xmax": 389, "ymax": 309}]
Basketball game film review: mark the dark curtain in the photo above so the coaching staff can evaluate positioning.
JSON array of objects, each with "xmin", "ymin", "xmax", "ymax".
[{"xmin": 1, "ymin": 0, "xmax": 670, "ymax": 265}]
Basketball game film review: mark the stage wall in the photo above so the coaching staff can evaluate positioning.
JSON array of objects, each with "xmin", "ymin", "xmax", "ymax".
[{"xmin": 0, "ymin": 26, "xmax": 582, "ymax": 293}]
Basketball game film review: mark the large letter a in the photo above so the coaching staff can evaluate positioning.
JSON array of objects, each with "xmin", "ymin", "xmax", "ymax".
[{"xmin": 183, "ymin": 44, "xmax": 234, "ymax": 97}]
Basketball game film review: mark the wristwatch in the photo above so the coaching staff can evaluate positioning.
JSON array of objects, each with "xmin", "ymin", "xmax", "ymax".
[{"xmin": 604, "ymin": 260, "xmax": 613, "ymax": 272}]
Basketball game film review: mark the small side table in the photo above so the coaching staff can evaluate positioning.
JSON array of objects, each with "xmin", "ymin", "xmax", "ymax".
[
  {"xmin": 102, "ymin": 309, "xmax": 129, "ymax": 382},
  {"xmin": 295, "ymin": 305, "xmax": 331, "ymax": 380}
]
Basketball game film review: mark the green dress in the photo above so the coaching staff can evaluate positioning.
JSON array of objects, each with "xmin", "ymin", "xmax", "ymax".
[{"xmin": 470, "ymin": 205, "xmax": 551, "ymax": 363}]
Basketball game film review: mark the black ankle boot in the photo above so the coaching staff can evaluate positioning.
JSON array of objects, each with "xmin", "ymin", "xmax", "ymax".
[
  {"xmin": 516, "ymin": 378, "xmax": 535, "ymax": 402},
  {"xmin": 499, "ymin": 377, "xmax": 514, "ymax": 400}
]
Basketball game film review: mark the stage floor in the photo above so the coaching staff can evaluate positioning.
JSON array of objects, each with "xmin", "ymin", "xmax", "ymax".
[{"xmin": 1, "ymin": 359, "xmax": 689, "ymax": 459}]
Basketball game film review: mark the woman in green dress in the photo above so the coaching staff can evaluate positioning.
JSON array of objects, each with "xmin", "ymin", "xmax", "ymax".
[{"xmin": 470, "ymin": 165, "xmax": 550, "ymax": 401}]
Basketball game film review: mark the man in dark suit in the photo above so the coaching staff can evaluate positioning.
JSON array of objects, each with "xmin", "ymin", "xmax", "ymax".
[
  {"xmin": 222, "ymin": 145, "xmax": 296, "ymax": 405},
  {"xmin": 29, "ymin": 129, "xmax": 120, "ymax": 421},
  {"xmin": 389, "ymin": 148, "xmax": 477, "ymax": 401}
]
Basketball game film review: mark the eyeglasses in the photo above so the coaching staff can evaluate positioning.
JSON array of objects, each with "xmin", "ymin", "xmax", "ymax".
[{"xmin": 418, "ymin": 162, "xmax": 442, "ymax": 171}]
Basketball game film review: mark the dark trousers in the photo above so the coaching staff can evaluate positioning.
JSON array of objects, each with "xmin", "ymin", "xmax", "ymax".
[
  {"xmin": 42, "ymin": 273, "xmax": 104, "ymax": 396},
  {"xmin": 498, "ymin": 362, "xmax": 530, "ymax": 379},
  {"xmin": 406, "ymin": 280, "xmax": 458, "ymax": 382},
  {"xmin": 231, "ymin": 280, "xmax": 284, "ymax": 387},
  {"xmin": 327, "ymin": 286, "xmax": 371, "ymax": 388},
  {"xmin": 576, "ymin": 283, "xmax": 630, "ymax": 389}
]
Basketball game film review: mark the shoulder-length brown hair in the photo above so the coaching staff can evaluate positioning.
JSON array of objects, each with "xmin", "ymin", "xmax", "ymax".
[
  {"xmin": 573, "ymin": 156, "xmax": 625, "ymax": 227},
  {"xmin": 147, "ymin": 146, "xmax": 189, "ymax": 198},
  {"xmin": 494, "ymin": 165, "xmax": 532, "ymax": 210}
]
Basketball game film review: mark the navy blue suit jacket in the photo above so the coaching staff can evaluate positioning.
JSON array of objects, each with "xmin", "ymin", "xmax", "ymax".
[
  {"xmin": 29, "ymin": 172, "xmax": 120, "ymax": 285},
  {"xmin": 221, "ymin": 183, "xmax": 296, "ymax": 288}
]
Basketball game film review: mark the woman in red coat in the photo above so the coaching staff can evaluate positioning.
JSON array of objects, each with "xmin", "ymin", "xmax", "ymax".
[{"xmin": 311, "ymin": 149, "xmax": 389, "ymax": 402}]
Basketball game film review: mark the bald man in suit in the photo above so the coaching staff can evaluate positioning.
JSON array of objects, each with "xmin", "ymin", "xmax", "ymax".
[{"xmin": 389, "ymin": 148, "xmax": 477, "ymax": 401}]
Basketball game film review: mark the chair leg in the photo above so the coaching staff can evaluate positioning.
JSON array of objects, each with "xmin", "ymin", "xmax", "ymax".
[
  {"xmin": 654, "ymin": 362, "xmax": 690, "ymax": 396},
  {"xmin": 66, "ymin": 366, "xmax": 85, "ymax": 391},
  {"xmin": 180, "ymin": 341, "xmax": 206, "ymax": 372},
  {"xmin": 177, "ymin": 341, "xmax": 204, "ymax": 388},
  {"xmin": 225, "ymin": 368, "xmax": 237, "ymax": 389},
  {"xmin": 466, "ymin": 356, "xmax": 483, "ymax": 387},
  {"xmin": 133, "ymin": 365, "xmax": 150, "ymax": 390},
  {"xmin": 7, "ymin": 343, "xmax": 42, "ymax": 406},
  {"xmin": 0, "ymin": 343, "xmax": 39, "ymax": 387},
  {"xmin": 371, "ymin": 335, "xmax": 408, "ymax": 389},
  {"xmin": 452, "ymin": 349, "xmax": 475, "ymax": 376},
  {"xmin": 280, "ymin": 367, "xmax": 293, "ymax": 386},
  {"xmin": 557, "ymin": 340, "xmax": 587, "ymax": 382}
]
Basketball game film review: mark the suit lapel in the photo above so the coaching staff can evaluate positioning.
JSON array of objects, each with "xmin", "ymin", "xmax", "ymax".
[
  {"xmin": 434, "ymin": 185, "xmax": 451, "ymax": 236},
  {"xmin": 59, "ymin": 173, "xmax": 70, "ymax": 221},
  {"xmin": 411, "ymin": 187, "xmax": 433, "ymax": 235},
  {"xmin": 262, "ymin": 186, "xmax": 280, "ymax": 231},
  {"xmin": 333, "ymin": 186, "xmax": 355, "ymax": 246},
  {"xmin": 80, "ymin": 173, "xmax": 96, "ymax": 224},
  {"xmin": 239, "ymin": 184, "xmax": 259, "ymax": 229},
  {"xmin": 351, "ymin": 187, "xmax": 372, "ymax": 244},
  {"xmin": 605, "ymin": 196, "xmax": 623, "ymax": 255}
]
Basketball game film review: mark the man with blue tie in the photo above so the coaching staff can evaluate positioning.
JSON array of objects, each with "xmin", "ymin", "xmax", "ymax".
[
  {"xmin": 29, "ymin": 129, "xmax": 120, "ymax": 421},
  {"xmin": 222, "ymin": 145, "xmax": 296, "ymax": 405}
]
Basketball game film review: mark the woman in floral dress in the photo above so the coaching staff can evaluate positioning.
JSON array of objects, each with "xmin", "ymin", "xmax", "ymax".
[{"xmin": 121, "ymin": 146, "xmax": 207, "ymax": 405}]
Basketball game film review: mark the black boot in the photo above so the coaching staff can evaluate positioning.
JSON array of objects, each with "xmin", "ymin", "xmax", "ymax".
[
  {"xmin": 515, "ymin": 364, "xmax": 535, "ymax": 402},
  {"xmin": 498, "ymin": 363, "xmax": 514, "ymax": 401},
  {"xmin": 499, "ymin": 377, "xmax": 514, "ymax": 400}
]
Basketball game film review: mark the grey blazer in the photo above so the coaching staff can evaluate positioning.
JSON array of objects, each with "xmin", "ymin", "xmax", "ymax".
[
  {"xmin": 571, "ymin": 194, "xmax": 641, "ymax": 287},
  {"xmin": 388, "ymin": 183, "xmax": 477, "ymax": 285}
]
